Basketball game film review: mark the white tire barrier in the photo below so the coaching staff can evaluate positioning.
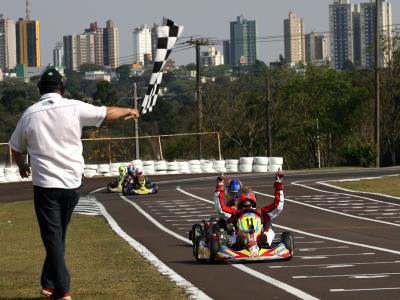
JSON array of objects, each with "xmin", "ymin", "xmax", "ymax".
[
  {"xmin": 4, "ymin": 167, "xmax": 18, "ymax": 175},
  {"xmin": 84, "ymin": 164, "xmax": 98, "ymax": 170},
  {"xmin": 226, "ymin": 159, "xmax": 239, "ymax": 165},
  {"xmin": 97, "ymin": 164, "xmax": 110, "ymax": 173},
  {"xmin": 239, "ymin": 157, "xmax": 254, "ymax": 165},
  {"xmin": 269, "ymin": 157, "xmax": 283, "ymax": 165},
  {"xmin": 253, "ymin": 157, "xmax": 269, "ymax": 165},
  {"xmin": 267, "ymin": 165, "xmax": 282, "ymax": 172},
  {"xmin": 143, "ymin": 160, "xmax": 155, "ymax": 166},
  {"xmin": 239, "ymin": 164, "xmax": 253, "ymax": 173},
  {"xmin": 0, "ymin": 157, "xmax": 284, "ymax": 182},
  {"xmin": 253, "ymin": 165, "xmax": 269, "ymax": 172}
]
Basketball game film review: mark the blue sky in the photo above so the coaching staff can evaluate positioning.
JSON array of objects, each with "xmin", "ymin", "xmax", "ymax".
[{"xmin": 3, "ymin": 0, "xmax": 399, "ymax": 66}]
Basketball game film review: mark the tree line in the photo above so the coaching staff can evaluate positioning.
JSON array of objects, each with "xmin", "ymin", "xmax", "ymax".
[{"xmin": 1, "ymin": 42, "xmax": 399, "ymax": 168}]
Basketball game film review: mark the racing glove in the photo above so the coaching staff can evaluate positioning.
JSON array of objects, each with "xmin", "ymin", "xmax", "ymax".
[
  {"xmin": 216, "ymin": 176, "xmax": 225, "ymax": 192},
  {"xmin": 274, "ymin": 169, "xmax": 284, "ymax": 190}
]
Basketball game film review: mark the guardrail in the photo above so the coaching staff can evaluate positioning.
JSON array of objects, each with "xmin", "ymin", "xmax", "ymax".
[{"xmin": 1, "ymin": 132, "xmax": 222, "ymax": 166}]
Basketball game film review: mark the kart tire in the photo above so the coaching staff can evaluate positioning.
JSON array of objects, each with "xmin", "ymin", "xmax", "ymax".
[
  {"xmin": 194, "ymin": 236, "xmax": 202, "ymax": 261},
  {"xmin": 191, "ymin": 224, "xmax": 203, "ymax": 256},
  {"xmin": 281, "ymin": 231, "xmax": 294, "ymax": 257},
  {"xmin": 209, "ymin": 238, "xmax": 220, "ymax": 262},
  {"xmin": 122, "ymin": 185, "xmax": 130, "ymax": 196},
  {"xmin": 107, "ymin": 183, "xmax": 113, "ymax": 193}
]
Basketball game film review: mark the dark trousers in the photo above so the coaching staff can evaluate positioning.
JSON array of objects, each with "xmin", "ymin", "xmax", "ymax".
[{"xmin": 33, "ymin": 186, "xmax": 80, "ymax": 294}]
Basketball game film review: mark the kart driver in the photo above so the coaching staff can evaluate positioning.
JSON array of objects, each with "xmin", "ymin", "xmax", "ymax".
[
  {"xmin": 109, "ymin": 163, "xmax": 126, "ymax": 190},
  {"xmin": 214, "ymin": 170, "xmax": 284, "ymax": 247}
]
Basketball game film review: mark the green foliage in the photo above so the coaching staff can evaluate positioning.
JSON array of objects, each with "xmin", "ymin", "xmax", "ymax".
[{"xmin": 344, "ymin": 136, "xmax": 376, "ymax": 167}]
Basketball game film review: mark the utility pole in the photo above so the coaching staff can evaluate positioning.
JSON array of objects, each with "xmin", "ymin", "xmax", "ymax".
[
  {"xmin": 186, "ymin": 38, "xmax": 209, "ymax": 159},
  {"xmin": 375, "ymin": 0, "xmax": 380, "ymax": 168},
  {"xmin": 133, "ymin": 83, "xmax": 140, "ymax": 159},
  {"xmin": 265, "ymin": 76, "xmax": 272, "ymax": 157}
]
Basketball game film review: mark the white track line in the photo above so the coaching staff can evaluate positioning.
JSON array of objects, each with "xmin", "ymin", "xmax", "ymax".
[
  {"xmin": 254, "ymin": 190, "xmax": 400, "ymax": 227},
  {"xmin": 293, "ymin": 272, "xmax": 400, "ymax": 279},
  {"xmin": 331, "ymin": 287, "xmax": 400, "ymax": 292},
  {"xmin": 318, "ymin": 176, "xmax": 400, "ymax": 200},
  {"xmin": 179, "ymin": 187, "xmax": 400, "ymax": 255},
  {"xmin": 268, "ymin": 260, "xmax": 400, "ymax": 269},
  {"xmin": 117, "ymin": 190, "xmax": 320, "ymax": 300},
  {"xmin": 95, "ymin": 201, "xmax": 211, "ymax": 300}
]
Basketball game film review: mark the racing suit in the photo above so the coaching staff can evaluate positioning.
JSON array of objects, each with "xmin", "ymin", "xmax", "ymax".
[{"xmin": 214, "ymin": 179, "xmax": 284, "ymax": 246}]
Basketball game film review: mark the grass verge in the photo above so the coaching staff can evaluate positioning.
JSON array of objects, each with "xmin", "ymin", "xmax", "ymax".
[
  {"xmin": 329, "ymin": 175, "xmax": 400, "ymax": 197},
  {"xmin": 0, "ymin": 200, "xmax": 187, "ymax": 299}
]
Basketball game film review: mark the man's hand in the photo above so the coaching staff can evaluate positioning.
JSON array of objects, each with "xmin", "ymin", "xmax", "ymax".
[
  {"xmin": 18, "ymin": 164, "xmax": 31, "ymax": 178},
  {"xmin": 124, "ymin": 108, "xmax": 140, "ymax": 120},
  {"xmin": 275, "ymin": 169, "xmax": 284, "ymax": 182}
]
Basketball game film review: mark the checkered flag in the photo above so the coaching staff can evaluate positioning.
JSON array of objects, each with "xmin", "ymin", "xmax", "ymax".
[{"xmin": 141, "ymin": 18, "xmax": 184, "ymax": 114}]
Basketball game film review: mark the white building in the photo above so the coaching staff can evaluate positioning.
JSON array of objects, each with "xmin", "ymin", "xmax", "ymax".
[
  {"xmin": 84, "ymin": 70, "xmax": 111, "ymax": 82},
  {"xmin": 104, "ymin": 20, "xmax": 120, "ymax": 69},
  {"xmin": 133, "ymin": 24, "xmax": 152, "ymax": 65},
  {"xmin": 63, "ymin": 33, "xmax": 95, "ymax": 72},
  {"xmin": 284, "ymin": 12, "xmax": 305, "ymax": 64},
  {"xmin": 0, "ymin": 15, "xmax": 16, "ymax": 71},
  {"xmin": 200, "ymin": 47, "xmax": 224, "ymax": 66},
  {"xmin": 305, "ymin": 33, "xmax": 330, "ymax": 65},
  {"xmin": 53, "ymin": 41, "xmax": 63, "ymax": 66}
]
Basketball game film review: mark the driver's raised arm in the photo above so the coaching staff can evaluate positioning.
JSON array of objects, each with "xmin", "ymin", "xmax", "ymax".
[
  {"xmin": 261, "ymin": 170, "xmax": 284, "ymax": 220},
  {"xmin": 214, "ymin": 176, "xmax": 236, "ymax": 219}
]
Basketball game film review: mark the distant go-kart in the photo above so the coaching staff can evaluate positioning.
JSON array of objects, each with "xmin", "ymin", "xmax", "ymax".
[
  {"xmin": 190, "ymin": 209, "xmax": 294, "ymax": 263},
  {"xmin": 107, "ymin": 181, "xmax": 123, "ymax": 193},
  {"xmin": 122, "ymin": 174, "xmax": 158, "ymax": 196}
]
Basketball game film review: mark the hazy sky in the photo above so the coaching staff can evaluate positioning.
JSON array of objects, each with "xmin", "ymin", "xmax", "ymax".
[{"xmin": 2, "ymin": 0, "xmax": 399, "ymax": 66}]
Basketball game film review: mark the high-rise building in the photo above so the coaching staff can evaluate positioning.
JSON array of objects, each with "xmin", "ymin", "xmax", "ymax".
[
  {"xmin": 63, "ymin": 35, "xmax": 77, "ymax": 72},
  {"xmin": 103, "ymin": 20, "xmax": 119, "ymax": 69},
  {"xmin": 222, "ymin": 40, "xmax": 232, "ymax": 65},
  {"xmin": 16, "ymin": 18, "xmax": 40, "ymax": 67},
  {"xmin": 0, "ymin": 15, "xmax": 16, "ymax": 70},
  {"xmin": 86, "ymin": 22, "xmax": 104, "ymax": 66},
  {"xmin": 305, "ymin": 33, "xmax": 330, "ymax": 65},
  {"xmin": 360, "ymin": 0, "xmax": 392, "ymax": 68},
  {"xmin": 284, "ymin": 12, "xmax": 305, "ymax": 65},
  {"xmin": 200, "ymin": 47, "xmax": 224, "ymax": 66},
  {"xmin": 230, "ymin": 15, "xmax": 258, "ymax": 66},
  {"xmin": 63, "ymin": 33, "xmax": 95, "ymax": 72},
  {"xmin": 151, "ymin": 23, "xmax": 159, "ymax": 63},
  {"xmin": 329, "ymin": 0, "xmax": 358, "ymax": 69},
  {"xmin": 133, "ymin": 24, "xmax": 152, "ymax": 65},
  {"xmin": 53, "ymin": 41, "xmax": 63, "ymax": 66}
]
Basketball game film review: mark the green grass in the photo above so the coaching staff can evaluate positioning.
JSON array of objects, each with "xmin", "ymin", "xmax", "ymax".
[
  {"xmin": 0, "ymin": 200, "xmax": 187, "ymax": 299},
  {"xmin": 330, "ymin": 175, "xmax": 400, "ymax": 197}
]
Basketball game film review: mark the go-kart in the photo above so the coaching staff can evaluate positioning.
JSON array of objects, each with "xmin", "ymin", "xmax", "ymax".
[
  {"xmin": 190, "ymin": 209, "xmax": 294, "ymax": 262},
  {"xmin": 107, "ymin": 180, "xmax": 123, "ymax": 193},
  {"xmin": 122, "ymin": 173, "xmax": 158, "ymax": 196}
]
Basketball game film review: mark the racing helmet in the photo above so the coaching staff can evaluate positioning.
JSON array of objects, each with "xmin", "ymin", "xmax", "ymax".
[
  {"xmin": 237, "ymin": 188, "xmax": 257, "ymax": 209},
  {"xmin": 118, "ymin": 164, "xmax": 126, "ymax": 175},
  {"xmin": 135, "ymin": 167, "xmax": 143, "ymax": 176},
  {"xmin": 227, "ymin": 179, "xmax": 242, "ymax": 199},
  {"xmin": 127, "ymin": 164, "xmax": 134, "ymax": 174}
]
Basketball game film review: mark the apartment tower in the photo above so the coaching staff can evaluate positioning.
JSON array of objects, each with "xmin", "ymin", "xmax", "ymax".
[
  {"xmin": 0, "ymin": 15, "xmax": 16, "ymax": 70},
  {"xmin": 284, "ymin": 12, "xmax": 305, "ymax": 65}
]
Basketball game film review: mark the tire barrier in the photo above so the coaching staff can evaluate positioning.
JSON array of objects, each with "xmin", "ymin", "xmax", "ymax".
[{"xmin": 0, "ymin": 156, "xmax": 283, "ymax": 183}]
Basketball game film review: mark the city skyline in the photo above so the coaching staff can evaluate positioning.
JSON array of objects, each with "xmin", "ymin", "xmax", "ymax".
[{"xmin": 2, "ymin": 0, "xmax": 399, "ymax": 67}]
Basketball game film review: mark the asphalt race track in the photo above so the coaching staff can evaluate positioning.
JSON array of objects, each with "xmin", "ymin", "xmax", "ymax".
[{"xmin": 3, "ymin": 168, "xmax": 400, "ymax": 299}]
